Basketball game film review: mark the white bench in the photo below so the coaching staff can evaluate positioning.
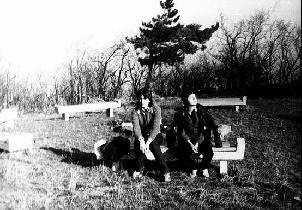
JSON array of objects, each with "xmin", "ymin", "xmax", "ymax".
[
  {"xmin": 55, "ymin": 100, "xmax": 122, "ymax": 121},
  {"xmin": 114, "ymin": 123, "xmax": 245, "ymax": 175},
  {"xmin": 118, "ymin": 138, "xmax": 245, "ymax": 175},
  {"xmin": 0, "ymin": 107, "xmax": 18, "ymax": 130},
  {"xmin": 0, "ymin": 132, "xmax": 34, "ymax": 152},
  {"xmin": 212, "ymin": 138, "xmax": 245, "ymax": 174},
  {"xmin": 197, "ymin": 96, "xmax": 247, "ymax": 112}
]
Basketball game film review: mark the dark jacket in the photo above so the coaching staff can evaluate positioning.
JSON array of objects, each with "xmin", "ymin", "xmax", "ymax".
[
  {"xmin": 132, "ymin": 104, "xmax": 161, "ymax": 140},
  {"xmin": 172, "ymin": 103, "xmax": 222, "ymax": 147}
]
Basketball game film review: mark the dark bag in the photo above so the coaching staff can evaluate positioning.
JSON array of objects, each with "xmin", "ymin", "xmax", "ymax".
[{"xmin": 102, "ymin": 136, "xmax": 130, "ymax": 162}]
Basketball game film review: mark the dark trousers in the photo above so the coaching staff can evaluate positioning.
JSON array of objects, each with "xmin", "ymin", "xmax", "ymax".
[
  {"xmin": 177, "ymin": 140, "xmax": 213, "ymax": 172},
  {"xmin": 134, "ymin": 133, "xmax": 169, "ymax": 174}
]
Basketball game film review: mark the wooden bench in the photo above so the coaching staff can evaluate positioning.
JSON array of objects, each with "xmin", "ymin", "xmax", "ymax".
[
  {"xmin": 0, "ymin": 107, "xmax": 18, "ymax": 131},
  {"xmin": 119, "ymin": 137, "xmax": 245, "ymax": 175},
  {"xmin": 0, "ymin": 132, "xmax": 34, "ymax": 153},
  {"xmin": 197, "ymin": 96, "xmax": 247, "ymax": 112},
  {"xmin": 55, "ymin": 100, "xmax": 122, "ymax": 121}
]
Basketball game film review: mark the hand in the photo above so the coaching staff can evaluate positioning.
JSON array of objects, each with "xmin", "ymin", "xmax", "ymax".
[
  {"xmin": 139, "ymin": 136, "xmax": 145, "ymax": 142},
  {"xmin": 188, "ymin": 141, "xmax": 198, "ymax": 153},
  {"xmin": 140, "ymin": 141, "xmax": 146, "ymax": 153},
  {"xmin": 139, "ymin": 136, "xmax": 146, "ymax": 153},
  {"xmin": 145, "ymin": 138, "xmax": 153, "ymax": 152},
  {"xmin": 192, "ymin": 143, "xmax": 199, "ymax": 153}
]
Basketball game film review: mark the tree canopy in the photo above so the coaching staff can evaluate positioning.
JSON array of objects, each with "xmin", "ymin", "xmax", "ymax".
[{"xmin": 127, "ymin": 0, "xmax": 219, "ymax": 89}]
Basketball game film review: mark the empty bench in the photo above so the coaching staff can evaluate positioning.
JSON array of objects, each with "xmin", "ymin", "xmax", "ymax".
[
  {"xmin": 55, "ymin": 100, "xmax": 122, "ymax": 121},
  {"xmin": 197, "ymin": 96, "xmax": 247, "ymax": 112},
  {"xmin": 0, "ymin": 132, "xmax": 34, "ymax": 153}
]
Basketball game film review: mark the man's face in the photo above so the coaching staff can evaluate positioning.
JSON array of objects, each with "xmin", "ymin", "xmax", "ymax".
[
  {"xmin": 140, "ymin": 95, "xmax": 150, "ymax": 109},
  {"xmin": 187, "ymin": 93, "xmax": 197, "ymax": 106}
]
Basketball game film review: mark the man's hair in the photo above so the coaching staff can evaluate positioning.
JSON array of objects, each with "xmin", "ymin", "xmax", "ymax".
[
  {"xmin": 181, "ymin": 88, "xmax": 195, "ymax": 106},
  {"xmin": 136, "ymin": 88, "xmax": 154, "ymax": 107}
]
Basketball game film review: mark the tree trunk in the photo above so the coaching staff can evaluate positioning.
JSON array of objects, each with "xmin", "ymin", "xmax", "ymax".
[{"xmin": 145, "ymin": 63, "xmax": 154, "ymax": 90}]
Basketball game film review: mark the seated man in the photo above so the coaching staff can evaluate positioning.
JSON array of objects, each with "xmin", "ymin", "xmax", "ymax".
[
  {"xmin": 132, "ymin": 88, "xmax": 171, "ymax": 182},
  {"xmin": 173, "ymin": 89, "xmax": 222, "ymax": 178}
]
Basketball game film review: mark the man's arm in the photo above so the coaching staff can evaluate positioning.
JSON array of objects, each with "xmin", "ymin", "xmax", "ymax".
[
  {"xmin": 131, "ymin": 109, "xmax": 142, "ymax": 139},
  {"xmin": 175, "ymin": 110, "xmax": 192, "ymax": 144},
  {"xmin": 148, "ymin": 104, "xmax": 161, "ymax": 140},
  {"xmin": 203, "ymin": 111, "xmax": 222, "ymax": 147}
]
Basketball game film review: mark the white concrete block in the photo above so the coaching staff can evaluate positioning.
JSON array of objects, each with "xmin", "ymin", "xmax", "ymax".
[
  {"xmin": 0, "ymin": 132, "xmax": 34, "ymax": 152},
  {"xmin": 220, "ymin": 160, "xmax": 228, "ymax": 174}
]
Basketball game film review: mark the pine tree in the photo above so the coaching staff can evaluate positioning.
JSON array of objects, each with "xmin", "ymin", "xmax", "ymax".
[{"xmin": 127, "ymin": 0, "xmax": 219, "ymax": 89}]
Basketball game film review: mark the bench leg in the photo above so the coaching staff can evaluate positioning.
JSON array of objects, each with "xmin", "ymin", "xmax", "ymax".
[
  {"xmin": 63, "ymin": 113, "xmax": 69, "ymax": 121},
  {"xmin": 235, "ymin": 106, "xmax": 239, "ymax": 112},
  {"xmin": 106, "ymin": 108, "xmax": 114, "ymax": 118},
  {"xmin": 219, "ymin": 160, "xmax": 228, "ymax": 175}
]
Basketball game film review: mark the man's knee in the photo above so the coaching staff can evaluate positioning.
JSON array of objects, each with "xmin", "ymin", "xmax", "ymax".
[
  {"xmin": 202, "ymin": 149, "xmax": 213, "ymax": 161},
  {"xmin": 149, "ymin": 141, "xmax": 160, "ymax": 152}
]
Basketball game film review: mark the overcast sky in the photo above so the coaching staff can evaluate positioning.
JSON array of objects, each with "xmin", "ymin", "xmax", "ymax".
[{"xmin": 0, "ymin": 0, "xmax": 300, "ymax": 79}]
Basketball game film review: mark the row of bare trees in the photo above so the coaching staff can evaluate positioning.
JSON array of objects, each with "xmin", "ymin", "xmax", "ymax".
[
  {"xmin": 152, "ymin": 11, "xmax": 300, "ymax": 96},
  {"xmin": 53, "ymin": 42, "xmax": 147, "ymax": 105},
  {"xmin": 1, "ymin": 10, "xmax": 300, "ymax": 111},
  {"xmin": 0, "ymin": 69, "xmax": 53, "ymax": 111},
  {"xmin": 214, "ymin": 11, "xmax": 300, "ymax": 90}
]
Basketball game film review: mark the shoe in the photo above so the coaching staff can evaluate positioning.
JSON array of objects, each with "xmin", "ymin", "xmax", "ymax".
[
  {"xmin": 111, "ymin": 161, "xmax": 119, "ymax": 172},
  {"xmin": 190, "ymin": 170, "xmax": 197, "ymax": 179},
  {"xmin": 164, "ymin": 173, "xmax": 171, "ymax": 182},
  {"xmin": 133, "ymin": 171, "xmax": 143, "ymax": 179},
  {"xmin": 202, "ymin": 169, "xmax": 210, "ymax": 178}
]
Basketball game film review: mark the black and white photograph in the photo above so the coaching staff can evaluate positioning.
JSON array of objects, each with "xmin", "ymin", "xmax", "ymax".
[{"xmin": 0, "ymin": 0, "xmax": 300, "ymax": 208}]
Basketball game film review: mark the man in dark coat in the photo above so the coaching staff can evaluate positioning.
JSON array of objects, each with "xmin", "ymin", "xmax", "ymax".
[{"xmin": 173, "ymin": 90, "xmax": 222, "ymax": 178}]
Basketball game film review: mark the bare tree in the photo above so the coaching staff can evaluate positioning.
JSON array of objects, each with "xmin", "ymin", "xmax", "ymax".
[
  {"xmin": 215, "ymin": 11, "xmax": 271, "ymax": 89},
  {"xmin": 127, "ymin": 51, "xmax": 147, "ymax": 98},
  {"xmin": 57, "ymin": 41, "xmax": 133, "ymax": 104},
  {"xmin": 109, "ymin": 47, "xmax": 130, "ymax": 99},
  {"xmin": 275, "ymin": 21, "xmax": 301, "ymax": 83},
  {"xmin": 213, "ymin": 10, "xmax": 300, "ymax": 91}
]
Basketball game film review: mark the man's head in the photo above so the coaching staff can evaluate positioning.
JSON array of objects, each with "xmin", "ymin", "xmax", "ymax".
[
  {"xmin": 136, "ymin": 88, "xmax": 153, "ymax": 109},
  {"xmin": 181, "ymin": 89, "xmax": 197, "ymax": 107}
]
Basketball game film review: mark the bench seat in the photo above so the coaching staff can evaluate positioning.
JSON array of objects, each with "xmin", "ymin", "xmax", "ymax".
[
  {"xmin": 197, "ymin": 96, "xmax": 247, "ymax": 112},
  {"xmin": 120, "ymin": 138, "xmax": 245, "ymax": 175},
  {"xmin": 55, "ymin": 100, "xmax": 121, "ymax": 121}
]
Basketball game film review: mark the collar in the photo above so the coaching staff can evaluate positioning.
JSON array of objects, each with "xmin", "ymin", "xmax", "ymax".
[
  {"xmin": 137, "ymin": 106, "xmax": 152, "ymax": 115},
  {"xmin": 187, "ymin": 106, "xmax": 197, "ymax": 114}
]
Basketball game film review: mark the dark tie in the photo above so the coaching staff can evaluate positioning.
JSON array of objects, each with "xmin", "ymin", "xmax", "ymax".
[
  {"xmin": 191, "ymin": 109, "xmax": 198, "ymax": 124},
  {"xmin": 141, "ymin": 110, "xmax": 148, "ymax": 126}
]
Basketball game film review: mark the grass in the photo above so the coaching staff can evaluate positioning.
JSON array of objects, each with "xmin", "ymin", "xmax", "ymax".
[{"xmin": 0, "ymin": 97, "xmax": 301, "ymax": 209}]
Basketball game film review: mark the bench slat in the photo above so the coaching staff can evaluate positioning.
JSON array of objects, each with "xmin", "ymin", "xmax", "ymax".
[
  {"xmin": 55, "ymin": 101, "xmax": 121, "ymax": 114},
  {"xmin": 197, "ymin": 96, "xmax": 247, "ymax": 107},
  {"xmin": 55, "ymin": 100, "xmax": 121, "ymax": 121},
  {"xmin": 119, "ymin": 138, "xmax": 245, "ymax": 161}
]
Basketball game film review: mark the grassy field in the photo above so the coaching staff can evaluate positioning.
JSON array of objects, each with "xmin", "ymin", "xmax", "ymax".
[{"xmin": 0, "ymin": 97, "xmax": 301, "ymax": 209}]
